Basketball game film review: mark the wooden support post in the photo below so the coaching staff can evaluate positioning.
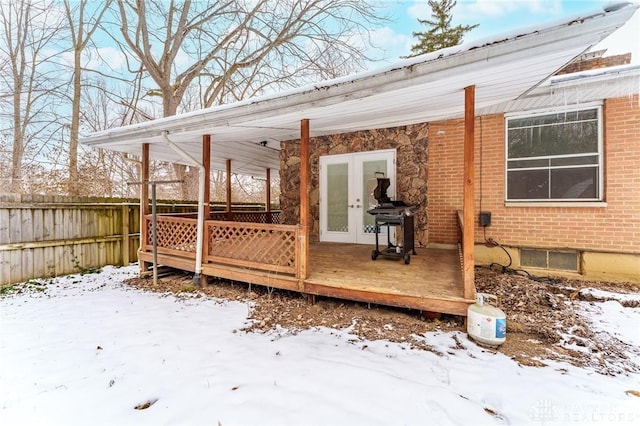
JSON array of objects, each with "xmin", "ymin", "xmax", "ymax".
[
  {"xmin": 202, "ymin": 135, "xmax": 211, "ymax": 219},
  {"xmin": 226, "ymin": 159, "xmax": 232, "ymax": 219},
  {"xmin": 266, "ymin": 168, "xmax": 272, "ymax": 223},
  {"xmin": 140, "ymin": 143, "xmax": 150, "ymax": 274},
  {"xmin": 299, "ymin": 119, "xmax": 310, "ymax": 283},
  {"xmin": 201, "ymin": 134, "xmax": 211, "ymax": 286},
  {"xmin": 463, "ymin": 86, "xmax": 476, "ymax": 300}
]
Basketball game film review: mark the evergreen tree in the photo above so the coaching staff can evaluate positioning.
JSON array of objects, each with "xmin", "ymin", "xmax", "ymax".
[{"xmin": 407, "ymin": 0, "xmax": 478, "ymax": 57}]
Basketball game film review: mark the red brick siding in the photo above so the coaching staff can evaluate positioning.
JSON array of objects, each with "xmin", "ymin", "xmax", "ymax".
[
  {"xmin": 428, "ymin": 96, "xmax": 640, "ymax": 254},
  {"xmin": 427, "ymin": 119, "xmax": 465, "ymax": 244},
  {"xmin": 556, "ymin": 53, "xmax": 631, "ymax": 75}
]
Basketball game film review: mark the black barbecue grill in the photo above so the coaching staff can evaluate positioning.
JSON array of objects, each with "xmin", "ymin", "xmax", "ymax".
[{"xmin": 367, "ymin": 175, "xmax": 418, "ymax": 264}]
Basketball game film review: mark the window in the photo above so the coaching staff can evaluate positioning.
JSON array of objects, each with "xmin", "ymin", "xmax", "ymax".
[
  {"xmin": 521, "ymin": 249, "xmax": 579, "ymax": 272},
  {"xmin": 506, "ymin": 106, "xmax": 602, "ymax": 201}
]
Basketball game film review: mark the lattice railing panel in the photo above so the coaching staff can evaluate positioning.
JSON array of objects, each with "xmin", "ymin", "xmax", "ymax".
[
  {"xmin": 206, "ymin": 221, "xmax": 298, "ymax": 274},
  {"xmin": 208, "ymin": 211, "xmax": 281, "ymax": 224},
  {"xmin": 145, "ymin": 216, "xmax": 197, "ymax": 253},
  {"xmin": 233, "ymin": 212, "xmax": 268, "ymax": 223},
  {"xmin": 210, "ymin": 212, "xmax": 228, "ymax": 220}
]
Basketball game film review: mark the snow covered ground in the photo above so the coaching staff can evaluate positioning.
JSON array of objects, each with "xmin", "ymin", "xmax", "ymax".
[{"xmin": 1, "ymin": 265, "xmax": 639, "ymax": 425}]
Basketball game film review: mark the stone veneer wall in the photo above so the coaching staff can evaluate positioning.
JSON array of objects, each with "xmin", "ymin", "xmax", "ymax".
[{"xmin": 279, "ymin": 124, "xmax": 429, "ymax": 246}]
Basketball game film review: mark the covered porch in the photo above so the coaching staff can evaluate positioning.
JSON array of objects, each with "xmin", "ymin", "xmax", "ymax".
[{"xmin": 80, "ymin": 5, "xmax": 636, "ymax": 316}]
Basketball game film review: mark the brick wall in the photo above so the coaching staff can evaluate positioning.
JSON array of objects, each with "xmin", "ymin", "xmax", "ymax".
[
  {"xmin": 555, "ymin": 53, "xmax": 631, "ymax": 75},
  {"xmin": 428, "ymin": 96, "xmax": 640, "ymax": 254},
  {"xmin": 426, "ymin": 118, "xmax": 465, "ymax": 244}
]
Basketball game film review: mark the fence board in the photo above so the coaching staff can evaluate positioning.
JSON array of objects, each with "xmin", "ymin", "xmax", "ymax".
[
  {"xmin": 53, "ymin": 246, "xmax": 64, "ymax": 276},
  {"xmin": 0, "ymin": 251, "xmax": 8, "ymax": 284},
  {"xmin": 72, "ymin": 209, "xmax": 81, "ymax": 239},
  {"xmin": 33, "ymin": 209, "xmax": 43, "ymax": 242},
  {"xmin": 32, "ymin": 246, "xmax": 45, "ymax": 279},
  {"xmin": 21, "ymin": 248, "xmax": 33, "ymax": 283},
  {"xmin": 0, "ymin": 209, "xmax": 9, "ymax": 244},
  {"xmin": 62, "ymin": 209, "xmax": 71, "ymax": 240},
  {"xmin": 53, "ymin": 208, "xmax": 63, "ymax": 241},
  {"xmin": 10, "ymin": 250, "xmax": 21, "ymax": 283},
  {"xmin": 22, "ymin": 209, "xmax": 33, "ymax": 243},
  {"xmin": 9, "ymin": 209, "xmax": 21, "ymax": 243},
  {"xmin": 42, "ymin": 209, "xmax": 53, "ymax": 240}
]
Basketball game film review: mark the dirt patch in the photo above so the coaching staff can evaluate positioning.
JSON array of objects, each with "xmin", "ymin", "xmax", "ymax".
[
  {"xmin": 475, "ymin": 268, "xmax": 640, "ymax": 375},
  {"xmin": 125, "ymin": 267, "xmax": 639, "ymax": 375}
]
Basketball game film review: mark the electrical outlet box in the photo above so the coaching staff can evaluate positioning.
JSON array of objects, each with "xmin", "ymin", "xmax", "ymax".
[{"xmin": 480, "ymin": 211, "xmax": 492, "ymax": 227}]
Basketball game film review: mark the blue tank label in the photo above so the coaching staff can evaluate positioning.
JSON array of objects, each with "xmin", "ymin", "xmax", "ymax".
[{"xmin": 496, "ymin": 318, "xmax": 507, "ymax": 338}]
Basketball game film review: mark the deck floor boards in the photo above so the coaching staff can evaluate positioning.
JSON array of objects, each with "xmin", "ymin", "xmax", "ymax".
[{"xmin": 307, "ymin": 242, "xmax": 464, "ymax": 300}]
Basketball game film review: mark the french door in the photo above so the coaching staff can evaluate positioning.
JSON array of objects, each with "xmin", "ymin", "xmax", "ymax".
[{"xmin": 319, "ymin": 149, "xmax": 396, "ymax": 244}]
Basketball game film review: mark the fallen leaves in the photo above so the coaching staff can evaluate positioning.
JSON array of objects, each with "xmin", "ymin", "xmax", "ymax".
[{"xmin": 134, "ymin": 399, "xmax": 158, "ymax": 410}]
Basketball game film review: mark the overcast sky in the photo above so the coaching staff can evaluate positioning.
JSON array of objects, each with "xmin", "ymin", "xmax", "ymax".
[{"xmin": 372, "ymin": 0, "xmax": 640, "ymax": 64}]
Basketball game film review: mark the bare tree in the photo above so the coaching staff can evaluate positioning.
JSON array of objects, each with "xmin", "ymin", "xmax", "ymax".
[
  {"xmin": 62, "ymin": 0, "xmax": 112, "ymax": 196},
  {"xmin": 115, "ymin": 0, "xmax": 385, "ymax": 199},
  {"xmin": 77, "ymin": 79, "xmax": 142, "ymax": 197},
  {"xmin": 0, "ymin": 0, "xmax": 65, "ymax": 193}
]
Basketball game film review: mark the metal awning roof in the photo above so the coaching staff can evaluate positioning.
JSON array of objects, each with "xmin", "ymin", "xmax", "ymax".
[
  {"xmin": 486, "ymin": 64, "xmax": 640, "ymax": 114},
  {"xmin": 79, "ymin": 3, "xmax": 638, "ymax": 176}
]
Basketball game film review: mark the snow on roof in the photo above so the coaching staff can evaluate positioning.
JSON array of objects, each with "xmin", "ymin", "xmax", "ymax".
[
  {"xmin": 79, "ymin": 3, "xmax": 639, "ymax": 175},
  {"xmin": 482, "ymin": 64, "xmax": 640, "ymax": 115},
  {"xmin": 550, "ymin": 63, "xmax": 640, "ymax": 83}
]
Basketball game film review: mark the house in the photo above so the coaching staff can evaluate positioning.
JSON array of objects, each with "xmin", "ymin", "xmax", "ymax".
[
  {"xmin": 278, "ymin": 52, "xmax": 639, "ymax": 285},
  {"xmin": 80, "ymin": 4, "xmax": 639, "ymax": 317}
]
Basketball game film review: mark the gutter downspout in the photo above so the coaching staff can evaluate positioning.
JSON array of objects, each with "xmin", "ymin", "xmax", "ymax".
[
  {"xmin": 161, "ymin": 131, "xmax": 206, "ymax": 285},
  {"xmin": 122, "ymin": 153, "xmax": 143, "ymax": 260}
]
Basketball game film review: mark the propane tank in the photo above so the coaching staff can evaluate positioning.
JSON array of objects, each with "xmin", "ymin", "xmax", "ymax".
[{"xmin": 467, "ymin": 293, "xmax": 507, "ymax": 347}]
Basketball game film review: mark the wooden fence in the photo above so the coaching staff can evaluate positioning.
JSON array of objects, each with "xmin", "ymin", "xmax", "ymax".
[{"xmin": 0, "ymin": 194, "xmax": 272, "ymax": 285}]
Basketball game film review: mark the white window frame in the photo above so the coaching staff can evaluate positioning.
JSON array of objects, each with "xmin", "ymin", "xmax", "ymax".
[{"xmin": 504, "ymin": 103, "xmax": 604, "ymax": 203}]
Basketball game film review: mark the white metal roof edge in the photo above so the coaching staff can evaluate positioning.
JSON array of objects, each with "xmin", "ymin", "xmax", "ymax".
[
  {"xmin": 490, "ymin": 65, "xmax": 639, "ymax": 115},
  {"xmin": 550, "ymin": 64, "xmax": 640, "ymax": 85},
  {"xmin": 79, "ymin": 3, "xmax": 638, "ymax": 148}
]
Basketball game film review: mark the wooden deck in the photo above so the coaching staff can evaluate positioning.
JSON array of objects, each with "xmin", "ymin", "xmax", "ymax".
[
  {"xmin": 305, "ymin": 243, "xmax": 472, "ymax": 316},
  {"xmin": 141, "ymin": 241, "xmax": 473, "ymax": 316}
]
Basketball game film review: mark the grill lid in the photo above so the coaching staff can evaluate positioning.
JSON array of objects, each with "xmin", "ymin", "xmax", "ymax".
[
  {"xmin": 368, "ymin": 173, "xmax": 417, "ymax": 215},
  {"xmin": 373, "ymin": 177, "xmax": 391, "ymax": 204}
]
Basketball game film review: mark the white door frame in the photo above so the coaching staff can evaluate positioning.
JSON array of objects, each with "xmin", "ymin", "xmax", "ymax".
[{"xmin": 319, "ymin": 149, "xmax": 396, "ymax": 244}]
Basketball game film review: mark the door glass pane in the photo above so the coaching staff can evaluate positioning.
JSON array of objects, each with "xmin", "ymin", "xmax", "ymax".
[
  {"xmin": 362, "ymin": 159, "xmax": 387, "ymax": 234},
  {"xmin": 327, "ymin": 163, "xmax": 349, "ymax": 232}
]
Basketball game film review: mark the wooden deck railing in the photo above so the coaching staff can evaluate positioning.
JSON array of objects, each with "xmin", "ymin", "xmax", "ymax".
[
  {"xmin": 205, "ymin": 221, "xmax": 298, "ymax": 275},
  {"xmin": 456, "ymin": 209, "xmax": 464, "ymax": 268},
  {"xmin": 143, "ymin": 211, "xmax": 297, "ymax": 275},
  {"xmin": 143, "ymin": 215, "xmax": 198, "ymax": 257},
  {"xmin": 209, "ymin": 211, "xmax": 281, "ymax": 224}
]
